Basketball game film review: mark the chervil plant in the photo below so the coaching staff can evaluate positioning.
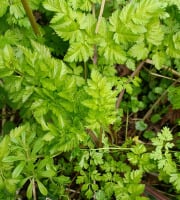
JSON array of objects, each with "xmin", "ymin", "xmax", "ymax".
[{"xmin": 0, "ymin": 0, "xmax": 180, "ymax": 199}]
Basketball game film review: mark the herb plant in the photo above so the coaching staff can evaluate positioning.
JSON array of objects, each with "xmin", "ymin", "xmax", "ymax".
[{"xmin": 0, "ymin": 0, "xmax": 180, "ymax": 199}]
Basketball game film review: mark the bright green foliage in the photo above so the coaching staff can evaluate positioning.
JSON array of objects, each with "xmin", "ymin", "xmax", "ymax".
[
  {"xmin": 150, "ymin": 127, "xmax": 180, "ymax": 191},
  {"xmin": 75, "ymin": 149, "xmax": 148, "ymax": 199},
  {"xmin": 0, "ymin": 0, "xmax": 180, "ymax": 199},
  {"xmin": 135, "ymin": 121, "xmax": 148, "ymax": 131},
  {"xmin": 83, "ymin": 70, "xmax": 117, "ymax": 131},
  {"xmin": 168, "ymin": 86, "xmax": 180, "ymax": 109},
  {"xmin": 0, "ymin": 0, "xmax": 8, "ymax": 17}
]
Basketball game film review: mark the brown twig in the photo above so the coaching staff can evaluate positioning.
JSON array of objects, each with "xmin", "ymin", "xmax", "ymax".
[
  {"xmin": 144, "ymin": 67, "xmax": 180, "ymax": 82},
  {"xmin": 93, "ymin": 45, "xmax": 98, "ymax": 65},
  {"xmin": 21, "ymin": 0, "xmax": 41, "ymax": 36},
  {"xmin": 143, "ymin": 78, "xmax": 180, "ymax": 121},
  {"xmin": 145, "ymin": 185, "xmax": 170, "ymax": 200},
  {"xmin": 116, "ymin": 60, "xmax": 146, "ymax": 109},
  {"xmin": 84, "ymin": 62, "xmax": 88, "ymax": 81},
  {"xmin": 145, "ymin": 59, "xmax": 180, "ymax": 78},
  {"xmin": 86, "ymin": 128, "xmax": 99, "ymax": 147},
  {"xmin": 99, "ymin": 126, "xmax": 103, "ymax": 147},
  {"xmin": 143, "ymin": 89, "xmax": 168, "ymax": 121},
  {"xmin": 95, "ymin": 0, "xmax": 106, "ymax": 34}
]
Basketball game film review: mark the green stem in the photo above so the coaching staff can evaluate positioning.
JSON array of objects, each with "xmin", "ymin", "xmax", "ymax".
[
  {"xmin": 116, "ymin": 60, "xmax": 145, "ymax": 109},
  {"xmin": 21, "ymin": 0, "xmax": 41, "ymax": 36}
]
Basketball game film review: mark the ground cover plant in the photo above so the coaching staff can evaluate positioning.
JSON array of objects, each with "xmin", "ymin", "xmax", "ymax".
[{"xmin": 0, "ymin": 0, "xmax": 180, "ymax": 199}]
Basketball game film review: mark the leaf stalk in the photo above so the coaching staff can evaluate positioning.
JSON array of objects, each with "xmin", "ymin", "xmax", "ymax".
[{"xmin": 21, "ymin": 0, "xmax": 41, "ymax": 36}]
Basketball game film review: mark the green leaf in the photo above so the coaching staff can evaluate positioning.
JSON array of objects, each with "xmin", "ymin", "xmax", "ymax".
[
  {"xmin": 158, "ymin": 127, "xmax": 173, "ymax": 142},
  {"xmin": 43, "ymin": 0, "xmax": 66, "ymax": 12},
  {"xmin": 0, "ymin": 135, "xmax": 10, "ymax": 159},
  {"xmin": 9, "ymin": 3, "xmax": 25, "ymax": 19},
  {"xmin": 12, "ymin": 161, "xmax": 26, "ymax": 178},
  {"xmin": 0, "ymin": 176, "xmax": 4, "ymax": 190},
  {"xmin": 128, "ymin": 183, "xmax": 145, "ymax": 196},
  {"xmin": 2, "ymin": 156, "xmax": 23, "ymax": 162},
  {"xmin": 37, "ymin": 180, "xmax": 48, "ymax": 196},
  {"xmin": 151, "ymin": 114, "xmax": 161, "ymax": 123},
  {"xmin": 27, "ymin": 180, "xmax": 33, "ymax": 199},
  {"xmin": 54, "ymin": 175, "xmax": 70, "ymax": 184},
  {"xmin": 64, "ymin": 41, "xmax": 94, "ymax": 62},
  {"xmin": 143, "ymin": 130, "xmax": 155, "ymax": 139},
  {"xmin": 91, "ymin": 152, "xmax": 104, "ymax": 165},
  {"xmin": 168, "ymin": 86, "xmax": 180, "ymax": 109},
  {"xmin": 126, "ymin": 59, "xmax": 136, "ymax": 71},
  {"xmin": 0, "ymin": 68, "xmax": 14, "ymax": 78},
  {"xmin": 99, "ymin": 41, "xmax": 127, "ymax": 64},
  {"xmin": 135, "ymin": 121, "xmax": 147, "ymax": 131},
  {"xmin": 128, "ymin": 43, "xmax": 149, "ymax": 60},
  {"xmin": 3, "ymin": 45, "xmax": 14, "ymax": 62},
  {"xmin": 146, "ymin": 20, "xmax": 164, "ymax": 46},
  {"xmin": 79, "ymin": 13, "xmax": 96, "ymax": 33},
  {"xmin": 22, "ymin": 86, "xmax": 34, "ymax": 103},
  {"xmin": 85, "ymin": 188, "xmax": 93, "ymax": 199},
  {"xmin": 5, "ymin": 179, "xmax": 18, "ymax": 193},
  {"xmin": 83, "ymin": 70, "xmax": 117, "ymax": 130},
  {"xmin": 0, "ymin": 1, "xmax": 9, "ymax": 17},
  {"xmin": 173, "ymin": 32, "xmax": 180, "ymax": 50},
  {"xmin": 95, "ymin": 190, "xmax": 107, "ymax": 200},
  {"xmin": 42, "ymin": 132, "xmax": 55, "ymax": 141},
  {"xmin": 170, "ymin": 173, "xmax": 180, "ymax": 191},
  {"xmin": 10, "ymin": 124, "xmax": 29, "ymax": 139},
  {"xmin": 38, "ymin": 170, "xmax": 56, "ymax": 178},
  {"xmin": 31, "ymin": 139, "xmax": 44, "ymax": 155},
  {"xmin": 131, "ymin": 144, "xmax": 147, "ymax": 155},
  {"xmin": 81, "ymin": 183, "xmax": 89, "ymax": 191},
  {"xmin": 152, "ymin": 51, "xmax": 167, "ymax": 70}
]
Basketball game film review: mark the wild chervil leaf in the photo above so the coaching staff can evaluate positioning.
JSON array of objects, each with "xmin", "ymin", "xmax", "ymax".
[
  {"xmin": 145, "ymin": 20, "xmax": 164, "ymax": 46},
  {"xmin": 43, "ymin": 0, "xmax": 66, "ymax": 12},
  {"xmin": 168, "ymin": 86, "xmax": 180, "ymax": 109},
  {"xmin": 0, "ymin": 0, "xmax": 180, "ymax": 199},
  {"xmin": 170, "ymin": 173, "xmax": 180, "ymax": 191},
  {"xmin": 152, "ymin": 51, "xmax": 167, "ymax": 70},
  {"xmin": 0, "ymin": 1, "xmax": 8, "ymax": 17},
  {"xmin": 64, "ymin": 41, "xmax": 94, "ymax": 62},
  {"xmin": 128, "ymin": 42, "xmax": 149, "ymax": 60}
]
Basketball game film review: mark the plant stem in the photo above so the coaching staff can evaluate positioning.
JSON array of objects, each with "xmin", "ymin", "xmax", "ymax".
[
  {"xmin": 116, "ymin": 60, "xmax": 145, "ymax": 109},
  {"xmin": 143, "ymin": 79, "xmax": 180, "ymax": 121},
  {"xmin": 1, "ymin": 106, "xmax": 6, "ymax": 135},
  {"xmin": 144, "ymin": 67, "xmax": 180, "ymax": 82},
  {"xmin": 145, "ymin": 59, "xmax": 180, "ymax": 78},
  {"xmin": 99, "ymin": 126, "xmax": 103, "ymax": 147},
  {"xmin": 32, "ymin": 178, "xmax": 37, "ymax": 200},
  {"xmin": 125, "ymin": 110, "xmax": 129, "ymax": 141},
  {"xmin": 143, "ymin": 90, "xmax": 167, "ymax": 121},
  {"xmin": 145, "ymin": 185, "xmax": 170, "ymax": 200},
  {"xmin": 80, "ymin": 147, "xmax": 132, "ymax": 151},
  {"xmin": 93, "ymin": 45, "xmax": 98, "ymax": 65},
  {"xmin": 84, "ymin": 62, "xmax": 87, "ymax": 81},
  {"xmin": 21, "ymin": 0, "xmax": 41, "ymax": 36},
  {"xmin": 86, "ymin": 128, "xmax": 99, "ymax": 147},
  {"xmin": 95, "ymin": 0, "xmax": 106, "ymax": 34}
]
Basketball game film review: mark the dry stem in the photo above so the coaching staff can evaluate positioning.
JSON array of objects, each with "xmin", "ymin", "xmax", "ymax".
[
  {"xmin": 95, "ymin": 0, "xmax": 106, "ymax": 34},
  {"xmin": 116, "ymin": 60, "xmax": 146, "ymax": 109}
]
